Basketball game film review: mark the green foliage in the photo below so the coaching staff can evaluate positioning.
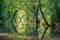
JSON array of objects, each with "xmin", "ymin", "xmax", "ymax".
[{"xmin": 0, "ymin": 0, "xmax": 60, "ymax": 38}]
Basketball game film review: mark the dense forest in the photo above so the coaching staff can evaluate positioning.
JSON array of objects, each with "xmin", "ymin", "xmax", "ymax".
[{"xmin": 0, "ymin": 0, "xmax": 60, "ymax": 40}]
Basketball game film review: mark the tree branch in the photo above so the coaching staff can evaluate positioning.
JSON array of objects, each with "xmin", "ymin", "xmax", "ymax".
[
  {"xmin": 38, "ymin": 0, "xmax": 50, "ymax": 40},
  {"xmin": 10, "ymin": 9, "xmax": 19, "ymax": 33}
]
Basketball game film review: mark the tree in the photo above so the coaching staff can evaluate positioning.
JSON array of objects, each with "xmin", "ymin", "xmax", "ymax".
[
  {"xmin": 50, "ymin": 0, "xmax": 60, "ymax": 37},
  {"xmin": 0, "ymin": 0, "xmax": 3, "ymax": 32}
]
